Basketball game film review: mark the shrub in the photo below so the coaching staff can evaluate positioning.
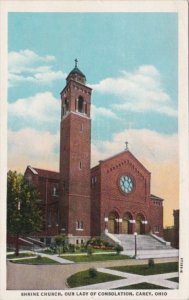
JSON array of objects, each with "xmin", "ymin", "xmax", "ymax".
[
  {"xmin": 114, "ymin": 244, "xmax": 123, "ymax": 254},
  {"xmin": 103, "ymin": 241, "xmax": 110, "ymax": 247},
  {"xmin": 80, "ymin": 246, "xmax": 87, "ymax": 253},
  {"xmin": 62, "ymin": 245, "xmax": 69, "ymax": 253},
  {"xmin": 36, "ymin": 255, "xmax": 41, "ymax": 260},
  {"xmin": 148, "ymin": 258, "xmax": 155, "ymax": 267},
  {"xmin": 69, "ymin": 244, "xmax": 75, "ymax": 253},
  {"xmin": 87, "ymin": 245, "xmax": 93, "ymax": 256},
  {"xmin": 88, "ymin": 268, "xmax": 97, "ymax": 278},
  {"xmin": 50, "ymin": 243, "xmax": 57, "ymax": 254}
]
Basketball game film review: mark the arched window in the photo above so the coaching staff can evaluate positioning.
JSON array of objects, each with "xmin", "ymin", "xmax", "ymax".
[
  {"xmin": 65, "ymin": 98, "xmax": 69, "ymax": 114},
  {"xmin": 78, "ymin": 96, "xmax": 84, "ymax": 113},
  {"xmin": 52, "ymin": 186, "xmax": 58, "ymax": 196},
  {"xmin": 76, "ymin": 220, "xmax": 79, "ymax": 229}
]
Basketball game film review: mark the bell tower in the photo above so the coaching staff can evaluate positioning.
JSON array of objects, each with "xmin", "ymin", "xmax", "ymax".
[{"xmin": 59, "ymin": 60, "xmax": 92, "ymax": 243}]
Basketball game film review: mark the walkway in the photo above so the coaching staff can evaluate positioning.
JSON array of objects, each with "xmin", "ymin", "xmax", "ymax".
[
  {"xmin": 7, "ymin": 257, "xmax": 178, "ymax": 290},
  {"xmin": 75, "ymin": 268, "xmax": 178, "ymax": 290},
  {"xmin": 38, "ymin": 252, "xmax": 74, "ymax": 264},
  {"xmin": 7, "ymin": 251, "xmax": 74, "ymax": 264}
]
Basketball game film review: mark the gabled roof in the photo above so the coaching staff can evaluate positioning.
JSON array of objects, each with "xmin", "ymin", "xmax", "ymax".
[
  {"xmin": 95, "ymin": 150, "xmax": 151, "ymax": 175},
  {"xmin": 26, "ymin": 166, "xmax": 59, "ymax": 180}
]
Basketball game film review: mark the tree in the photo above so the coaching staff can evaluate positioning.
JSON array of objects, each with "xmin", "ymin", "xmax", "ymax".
[{"xmin": 7, "ymin": 170, "xmax": 43, "ymax": 256}]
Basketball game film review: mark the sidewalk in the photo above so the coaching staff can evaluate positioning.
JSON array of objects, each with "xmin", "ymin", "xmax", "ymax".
[
  {"xmin": 75, "ymin": 268, "xmax": 179, "ymax": 290},
  {"xmin": 7, "ymin": 251, "xmax": 74, "ymax": 264},
  {"xmin": 38, "ymin": 252, "xmax": 74, "ymax": 264},
  {"xmin": 7, "ymin": 257, "xmax": 178, "ymax": 290}
]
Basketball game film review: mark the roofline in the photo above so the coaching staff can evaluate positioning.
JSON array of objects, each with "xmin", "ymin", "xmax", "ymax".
[
  {"xmin": 27, "ymin": 165, "xmax": 38, "ymax": 175},
  {"xmin": 60, "ymin": 79, "xmax": 92, "ymax": 95},
  {"xmin": 96, "ymin": 150, "xmax": 151, "ymax": 175},
  {"xmin": 66, "ymin": 72, "xmax": 86, "ymax": 81},
  {"xmin": 26, "ymin": 165, "xmax": 59, "ymax": 176},
  {"xmin": 91, "ymin": 164, "xmax": 100, "ymax": 172},
  {"xmin": 150, "ymin": 194, "xmax": 164, "ymax": 201}
]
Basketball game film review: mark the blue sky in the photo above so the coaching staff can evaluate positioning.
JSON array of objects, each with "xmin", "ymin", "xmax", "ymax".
[
  {"xmin": 8, "ymin": 13, "xmax": 178, "ymax": 135},
  {"xmin": 8, "ymin": 12, "xmax": 178, "ymax": 225}
]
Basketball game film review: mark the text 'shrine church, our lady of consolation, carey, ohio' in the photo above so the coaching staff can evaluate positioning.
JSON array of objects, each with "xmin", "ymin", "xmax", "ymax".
[{"xmin": 24, "ymin": 60, "xmax": 164, "ymax": 245}]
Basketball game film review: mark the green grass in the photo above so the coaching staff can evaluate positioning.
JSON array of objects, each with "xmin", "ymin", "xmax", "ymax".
[
  {"xmin": 11, "ymin": 257, "xmax": 61, "ymax": 265},
  {"xmin": 168, "ymin": 277, "xmax": 179, "ymax": 283},
  {"xmin": 67, "ymin": 270, "xmax": 124, "ymax": 288},
  {"xmin": 90, "ymin": 248, "xmax": 115, "ymax": 253},
  {"xmin": 7, "ymin": 252, "xmax": 35, "ymax": 259},
  {"xmin": 60, "ymin": 254, "xmax": 129, "ymax": 262},
  {"xmin": 110, "ymin": 262, "xmax": 178, "ymax": 275},
  {"xmin": 113, "ymin": 283, "xmax": 169, "ymax": 289}
]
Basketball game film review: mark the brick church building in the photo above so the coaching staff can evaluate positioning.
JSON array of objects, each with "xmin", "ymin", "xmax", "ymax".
[{"xmin": 24, "ymin": 61, "xmax": 164, "ymax": 245}]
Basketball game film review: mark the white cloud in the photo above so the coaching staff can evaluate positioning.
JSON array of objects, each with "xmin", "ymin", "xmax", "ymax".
[
  {"xmin": 91, "ymin": 104, "xmax": 119, "ymax": 120},
  {"xmin": 8, "ymin": 92, "xmax": 60, "ymax": 123},
  {"xmin": 8, "ymin": 128, "xmax": 59, "ymax": 173},
  {"xmin": 9, "ymin": 49, "xmax": 55, "ymax": 74},
  {"xmin": 91, "ymin": 128, "xmax": 178, "ymax": 167},
  {"xmin": 9, "ymin": 49, "xmax": 65, "ymax": 86},
  {"xmin": 90, "ymin": 65, "xmax": 177, "ymax": 117}
]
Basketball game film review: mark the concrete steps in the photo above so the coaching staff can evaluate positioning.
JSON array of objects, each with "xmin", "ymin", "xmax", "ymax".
[
  {"xmin": 109, "ymin": 234, "xmax": 178, "ymax": 258},
  {"xmin": 114, "ymin": 234, "xmax": 172, "ymax": 250}
]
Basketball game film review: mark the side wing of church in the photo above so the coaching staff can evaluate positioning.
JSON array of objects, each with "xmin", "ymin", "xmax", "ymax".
[{"xmin": 23, "ymin": 61, "xmax": 164, "ymax": 245}]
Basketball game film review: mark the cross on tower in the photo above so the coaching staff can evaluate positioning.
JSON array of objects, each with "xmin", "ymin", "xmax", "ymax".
[
  {"xmin": 125, "ymin": 141, "xmax": 129, "ymax": 151},
  {"xmin": 75, "ymin": 58, "xmax": 78, "ymax": 67}
]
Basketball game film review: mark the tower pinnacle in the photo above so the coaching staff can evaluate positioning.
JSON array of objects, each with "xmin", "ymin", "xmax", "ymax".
[{"xmin": 75, "ymin": 58, "xmax": 78, "ymax": 68}]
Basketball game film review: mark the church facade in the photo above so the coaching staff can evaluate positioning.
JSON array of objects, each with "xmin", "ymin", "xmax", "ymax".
[{"xmin": 24, "ymin": 61, "xmax": 164, "ymax": 245}]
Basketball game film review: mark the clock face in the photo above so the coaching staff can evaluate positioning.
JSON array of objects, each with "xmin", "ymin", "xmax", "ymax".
[{"xmin": 119, "ymin": 175, "xmax": 134, "ymax": 193}]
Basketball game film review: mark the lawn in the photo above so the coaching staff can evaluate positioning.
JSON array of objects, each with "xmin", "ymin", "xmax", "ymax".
[
  {"xmin": 11, "ymin": 257, "xmax": 61, "ymax": 265},
  {"xmin": 67, "ymin": 270, "xmax": 124, "ymax": 288},
  {"xmin": 67, "ymin": 262, "xmax": 178, "ymax": 289},
  {"xmin": 60, "ymin": 253, "xmax": 129, "ymax": 262},
  {"xmin": 110, "ymin": 262, "xmax": 178, "ymax": 275},
  {"xmin": 168, "ymin": 277, "xmax": 179, "ymax": 283},
  {"xmin": 89, "ymin": 248, "xmax": 115, "ymax": 253},
  {"xmin": 113, "ymin": 283, "xmax": 169, "ymax": 289},
  {"xmin": 7, "ymin": 252, "xmax": 35, "ymax": 259}
]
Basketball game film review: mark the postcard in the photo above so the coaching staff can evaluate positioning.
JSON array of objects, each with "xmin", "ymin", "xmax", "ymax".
[{"xmin": 0, "ymin": 1, "xmax": 188, "ymax": 300}]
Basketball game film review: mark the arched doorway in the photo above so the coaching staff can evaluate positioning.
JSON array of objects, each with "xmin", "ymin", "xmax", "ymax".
[
  {"xmin": 136, "ymin": 214, "xmax": 145, "ymax": 234},
  {"xmin": 122, "ymin": 212, "xmax": 133, "ymax": 234},
  {"xmin": 108, "ymin": 212, "xmax": 119, "ymax": 234}
]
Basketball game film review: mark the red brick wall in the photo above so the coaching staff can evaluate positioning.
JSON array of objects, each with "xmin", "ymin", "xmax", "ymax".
[
  {"xmin": 173, "ymin": 209, "xmax": 179, "ymax": 248},
  {"xmin": 59, "ymin": 79, "xmax": 92, "ymax": 237},
  {"xmin": 91, "ymin": 167, "xmax": 101, "ymax": 236},
  {"xmin": 24, "ymin": 168, "xmax": 59, "ymax": 236},
  {"xmin": 149, "ymin": 202, "xmax": 163, "ymax": 236},
  {"xmin": 91, "ymin": 151, "xmax": 163, "ymax": 237}
]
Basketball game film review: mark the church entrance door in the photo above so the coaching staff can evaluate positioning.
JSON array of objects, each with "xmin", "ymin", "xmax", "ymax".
[
  {"xmin": 108, "ymin": 212, "xmax": 119, "ymax": 234},
  {"xmin": 136, "ymin": 214, "xmax": 145, "ymax": 234},
  {"xmin": 122, "ymin": 213, "xmax": 133, "ymax": 234}
]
